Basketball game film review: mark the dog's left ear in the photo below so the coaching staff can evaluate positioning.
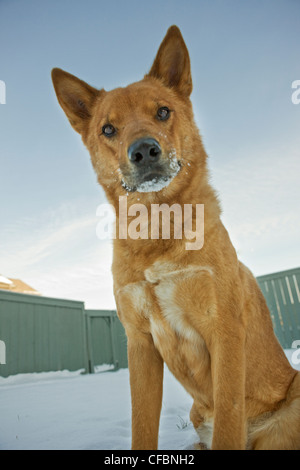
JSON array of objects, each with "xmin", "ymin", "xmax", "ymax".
[{"xmin": 146, "ymin": 25, "xmax": 192, "ymax": 97}]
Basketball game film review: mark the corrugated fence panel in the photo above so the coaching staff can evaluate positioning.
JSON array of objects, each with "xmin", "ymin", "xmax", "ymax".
[
  {"xmin": 0, "ymin": 290, "xmax": 88, "ymax": 378},
  {"xmin": 113, "ymin": 315, "xmax": 128, "ymax": 369},
  {"xmin": 257, "ymin": 267, "xmax": 300, "ymax": 349},
  {"xmin": 86, "ymin": 311, "xmax": 115, "ymax": 370},
  {"xmin": 85, "ymin": 310, "xmax": 128, "ymax": 372}
]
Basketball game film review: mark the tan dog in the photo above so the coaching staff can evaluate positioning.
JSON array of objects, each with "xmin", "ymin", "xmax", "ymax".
[{"xmin": 52, "ymin": 26, "xmax": 300, "ymax": 450}]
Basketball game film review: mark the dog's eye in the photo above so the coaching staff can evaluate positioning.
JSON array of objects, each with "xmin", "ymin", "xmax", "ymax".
[
  {"xmin": 102, "ymin": 124, "xmax": 117, "ymax": 137},
  {"xmin": 157, "ymin": 106, "xmax": 170, "ymax": 121}
]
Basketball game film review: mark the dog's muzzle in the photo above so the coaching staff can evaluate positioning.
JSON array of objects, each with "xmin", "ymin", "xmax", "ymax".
[
  {"xmin": 128, "ymin": 138, "xmax": 162, "ymax": 166},
  {"xmin": 122, "ymin": 137, "xmax": 180, "ymax": 192}
]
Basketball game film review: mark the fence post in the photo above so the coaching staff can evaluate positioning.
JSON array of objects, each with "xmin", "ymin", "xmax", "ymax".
[
  {"xmin": 85, "ymin": 312, "xmax": 95, "ymax": 374},
  {"xmin": 109, "ymin": 313, "xmax": 119, "ymax": 370}
]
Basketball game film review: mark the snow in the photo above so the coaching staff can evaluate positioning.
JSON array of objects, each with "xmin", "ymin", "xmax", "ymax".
[
  {"xmin": 0, "ymin": 352, "xmax": 298, "ymax": 450},
  {"xmin": 0, "ymin": 365, "xmax": 195, "ymax": 450},
  {"xmin": 135, "ymin": 149, "xmax": 181, "ymax": 193},
  {"xmin": 0, "ymin": 275, "xmax": 13, "ymax": 285},
  {"xmin": 136, "ymin": 175, "xmax": 175, "ymax": 193},
  {"xmin": 121, "ymin": 149, "xmax": 181, "ymax": 193}
]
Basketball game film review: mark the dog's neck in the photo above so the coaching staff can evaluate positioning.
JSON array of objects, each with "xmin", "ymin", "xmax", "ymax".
[{"xmin": 109, "ymin": 154, "xmax": 222, "ymax": 259}]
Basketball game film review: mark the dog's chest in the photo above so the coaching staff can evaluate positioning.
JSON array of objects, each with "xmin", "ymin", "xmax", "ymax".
[
  {"xmin": 149, "ymin": 281, "xmax": 210, "ymax": 384},
  {"xmin": 118, "ymin": 268, "xmax": 213, "ymax": 398},
  {"xmin": 149, "ymin": 308, "xmax": 210, "ymax": 392}
]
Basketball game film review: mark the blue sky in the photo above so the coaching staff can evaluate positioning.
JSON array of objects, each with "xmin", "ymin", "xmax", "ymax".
[{"xmin": 0, "ymin": 0, "xmax": 299, "ymax": 308}]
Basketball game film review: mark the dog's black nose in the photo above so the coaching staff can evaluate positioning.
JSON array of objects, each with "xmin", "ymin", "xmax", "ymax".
[{"xmin": 128, "ymin": 138, "xmax": 161, "ymax": 165}]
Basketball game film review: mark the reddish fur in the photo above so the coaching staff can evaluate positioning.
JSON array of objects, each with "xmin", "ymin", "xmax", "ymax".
[{"xmin": 52, "ymin": 26, "xmax": 300, "ymax": 450}]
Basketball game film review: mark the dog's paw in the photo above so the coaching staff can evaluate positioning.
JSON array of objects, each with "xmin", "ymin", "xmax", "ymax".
[{"xmin": 193, "ymin": 441, "xmax": 208, "ymax": 450}]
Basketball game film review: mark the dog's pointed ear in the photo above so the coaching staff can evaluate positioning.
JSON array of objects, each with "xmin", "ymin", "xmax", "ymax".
[
  {"xmin": 51, "ymin": 68, "xmax": 99, "ymax": 134},
  {"xmin": 146, "ymin": 25, "xmax": 192, "ymax": 97}
]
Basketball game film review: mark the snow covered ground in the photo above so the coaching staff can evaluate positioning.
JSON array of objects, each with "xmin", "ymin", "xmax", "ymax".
[
  {"xmin": 0, "ymin": 365, "xmax": 196, "ymax": 450},
  {"xmin": 0, "ymin": 351, "xmax": 299, "ymax": 450}
]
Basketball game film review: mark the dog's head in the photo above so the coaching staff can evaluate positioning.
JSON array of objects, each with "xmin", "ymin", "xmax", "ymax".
[{"xmin": 52, "ymin": 26, "xmax": 206, "ymax": 204}]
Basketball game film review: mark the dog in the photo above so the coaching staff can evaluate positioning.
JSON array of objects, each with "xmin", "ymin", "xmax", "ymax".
[{"xmin": 51, "ymin": 25, "xmax": 300, "ymax": 450}]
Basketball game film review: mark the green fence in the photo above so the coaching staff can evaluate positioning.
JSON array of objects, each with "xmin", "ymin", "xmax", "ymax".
[
  {"xmin": 0, "ymin": 290, "xmax": 88, "ymax": 378},
  {"xmin": 85, "ymin": 310, "xmax": 128, "ymax": 373},
  {"xmin": 0, "ymin": 290, "xmax": 128, "ymax": 377},
  {"xmin": 0, "ymin": 267, "xmax": 299, "ymax": 377},
  {"xmin": 256, "ymin": 267, "xmax": 300, "ymax": 349}
]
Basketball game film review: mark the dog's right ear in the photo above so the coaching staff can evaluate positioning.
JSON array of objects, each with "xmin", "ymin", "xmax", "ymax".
[{"xmin": 51, "ymin": 68, "xmax": 99, "ymax": 134}]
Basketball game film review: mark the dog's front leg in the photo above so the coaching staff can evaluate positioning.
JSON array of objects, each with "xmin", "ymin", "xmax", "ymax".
[
  {"xmin": 210, "ymin": 319, "xmax": 246, "ymax": 450},
  {"xmin": 144, "ymin": 262, "xmax": 247, "ymax": 449},
  {"xmin": 127, "ymin": 331, "xmax": 164, "ymax": 450},
  {"xmin": 116, "ymin": 281, "xmax": 164, "ymax": 449}
]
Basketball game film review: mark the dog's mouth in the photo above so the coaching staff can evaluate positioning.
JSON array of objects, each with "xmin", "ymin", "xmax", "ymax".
[
  {"xmin": 121, "ymin": 159, "xmax": 181, "ymax": 193},
  {"xmin": 134, "ymin": 174, "xmax": 176, "ymax": 193}
]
